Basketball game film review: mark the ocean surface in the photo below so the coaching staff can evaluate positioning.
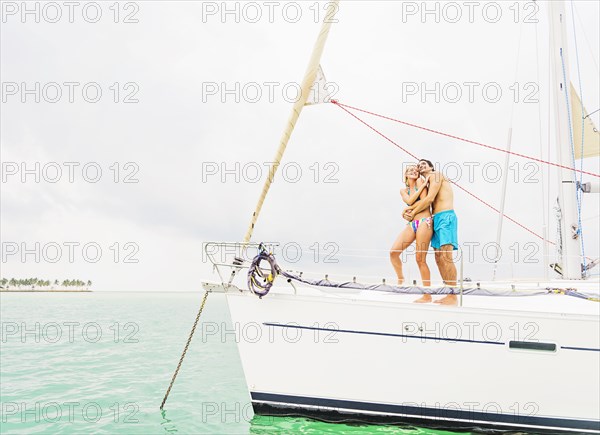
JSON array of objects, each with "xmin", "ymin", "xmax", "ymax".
[{"xmin": 1, "ymin": 292, "xmax": 464, "ymax": 434}]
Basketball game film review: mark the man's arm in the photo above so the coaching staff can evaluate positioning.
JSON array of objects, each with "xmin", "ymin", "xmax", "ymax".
[{"xmin": 404, "ymin": 175, "xmax": 442, "ymax": 216}]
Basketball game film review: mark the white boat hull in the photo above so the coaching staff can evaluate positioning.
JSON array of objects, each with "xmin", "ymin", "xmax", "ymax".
[{"xmin": 217, "ymin": 286, "xmax": 600, "ymax": 433}]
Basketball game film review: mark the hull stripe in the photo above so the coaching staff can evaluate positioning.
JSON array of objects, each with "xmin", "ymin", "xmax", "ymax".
[
  {"xmin": 561, "ymin": 346, "xmax": 600, "ymax": 352},
  {"xmin": 264, "ymin": 323, "xmax": 600, "ymax": 351},
  {"xmin": 251, "ymin": 391, "xmax": 600, "ymax": 432},
  {"xmin": 264, "ymin": 322, "xmax": 504, "ymax": 345}
]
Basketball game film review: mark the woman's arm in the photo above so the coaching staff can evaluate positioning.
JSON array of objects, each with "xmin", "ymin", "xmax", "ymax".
[
  {"xmin": 400, "ymin": 185, "xmax": 422, "ymax": 206},
  {"xmin": 404, "ymin": 174, "xmax": 442, "ymax": 217}
]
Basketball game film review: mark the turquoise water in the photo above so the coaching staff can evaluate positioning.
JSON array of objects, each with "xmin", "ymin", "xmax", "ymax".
[{"xmin": 1, "ymin": 292, "xmax": 463, "ymax": 434}]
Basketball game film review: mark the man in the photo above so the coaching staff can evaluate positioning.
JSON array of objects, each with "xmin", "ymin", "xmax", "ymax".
[{"xmin": 403, "ymin": 159, "xmax": 458, "ymax": 305}]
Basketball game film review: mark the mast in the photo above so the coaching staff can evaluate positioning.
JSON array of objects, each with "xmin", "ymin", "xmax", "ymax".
[
  {"xmin": 242, "ymin": 1, "xmax": 339, "ymax": 244},
  {"xmin": 547, "ymin": 1, "xmax": 582, "ymax": 279}
]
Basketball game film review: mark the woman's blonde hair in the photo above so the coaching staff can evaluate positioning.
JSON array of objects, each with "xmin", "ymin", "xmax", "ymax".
[{"xmin": 404, "ymin": 165, "xmax": 416, "ymax": 187}]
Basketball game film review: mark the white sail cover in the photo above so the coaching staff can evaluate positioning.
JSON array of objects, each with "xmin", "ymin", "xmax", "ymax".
[
  {"xmin": 305, "ymin": 64, "xmax": 332, "ymax": 105},
  {"xmin": 571, "ymin": 83, "xmax": 600, "ymax": 159}
]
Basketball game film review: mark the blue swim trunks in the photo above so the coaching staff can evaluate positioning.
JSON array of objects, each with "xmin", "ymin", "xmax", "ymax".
[{"xmin": 431, "ymin": 210, "xmax": 458, "ymax": 250}]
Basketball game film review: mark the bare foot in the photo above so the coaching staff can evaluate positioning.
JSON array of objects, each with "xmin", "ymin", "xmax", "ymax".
[
  {"xmin": 397, "ymin": 278, "xmax": 404, "ymax": 286},
  {"xmin": 434, "ymin": 294, "xmax": 458, "ymax": 306},
  {"xmin": 414, "ymin": 294, "xmax": 432, "ymax": 303}
]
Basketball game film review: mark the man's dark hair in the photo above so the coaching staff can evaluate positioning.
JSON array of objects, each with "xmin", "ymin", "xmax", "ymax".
[{"xmin": 419, "ymin": 159, "xmax": 435, "ymax": 171}]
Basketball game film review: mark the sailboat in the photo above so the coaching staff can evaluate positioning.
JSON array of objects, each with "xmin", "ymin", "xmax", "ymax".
[{"xmin": 200, "ymin": 1, "xmax": 600, "ymax": 433}]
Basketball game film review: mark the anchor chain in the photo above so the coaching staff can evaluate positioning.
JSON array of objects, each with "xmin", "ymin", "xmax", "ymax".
[{"xmin": 160, "ymin": 290, "xmax": 210, "ymax": 410}]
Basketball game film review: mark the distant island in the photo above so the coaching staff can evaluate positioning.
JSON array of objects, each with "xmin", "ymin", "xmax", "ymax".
[{"xmin": 0, "ymin": 278, "xmax": 92, "ymax": 292}]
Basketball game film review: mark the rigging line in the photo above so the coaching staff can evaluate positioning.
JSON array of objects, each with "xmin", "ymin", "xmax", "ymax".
[
  {"xmin": 333, "ymin": 101, "xmax": 418, "ymax": 160},
  {"xmin": 560, "ymin": 44, "xmax": 586, "ymax": 273},
  {"xmin": 509, "ymin": 19, "xmax": 524, "ymax": 127},
  {"xmin": 573, "ymin": 2, "xmax": 600, "ymax": 75},
  {"xmin": 493, "ymin": 19, "xmax": 523, "ymax": 281},
  {"xmin": 493, "ymin": 18, "xmax": 524, "ymax": 280},
  {"xmin": 332, "ymin": 101, "xmax": 555, "ymax": 245},
  {"xmin": 571, "ymin": 0, "xmax": 587, "ymax": 273},
  {"xmin": 570, "ymin": 2, "xmax": 585, "ymax": 193},
  {"xmin": 534, "ymin": 12, "xmax": 549, "ymax": 277},
  {"xmin": 548, "ymin": 13, "xmax": 556, "ymax": 262},
  {"xmin": 451, "ymin": 182, "xmax": 552, "ymax": 244},
  {"xmin": 332, "ymin": 101, "xmax": 600, "ymax": 179},
  {"xmin": 584, "ymin": 108, "xmax": 600, "ymax": 119}
]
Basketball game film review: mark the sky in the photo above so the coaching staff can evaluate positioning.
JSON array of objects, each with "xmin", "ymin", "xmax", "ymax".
[{"xmin": 1, "ymin": 0, "xmax": 599, "ymax": 291}]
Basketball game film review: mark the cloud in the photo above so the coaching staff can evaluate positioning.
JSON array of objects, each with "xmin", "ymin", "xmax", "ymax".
[{"xmin": 2, "ymin": 1, "xmax": 598, "ymax": 290}]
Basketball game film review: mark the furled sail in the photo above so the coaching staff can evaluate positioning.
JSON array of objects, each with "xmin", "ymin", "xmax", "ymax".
[
  {"xmin": 242, "ymin": 0, "xmax": 339, "ymax": 244},
  {"xmin": 305, "ymin": 64, "xmax": 332, "ymax": 105},
  {"xmin": 571, "ymin": 83, "xmax": 600, "ymax": 159}
]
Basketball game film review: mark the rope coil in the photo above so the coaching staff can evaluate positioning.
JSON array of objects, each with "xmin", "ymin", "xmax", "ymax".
[{"xmin": 247, "ymin": 244, "xmax": 281, "ymax": 298}]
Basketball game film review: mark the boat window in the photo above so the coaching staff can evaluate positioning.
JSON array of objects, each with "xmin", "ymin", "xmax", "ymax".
[{"xmin": 509, "ymin": 341, "xmax": 557, "ymax": 352}]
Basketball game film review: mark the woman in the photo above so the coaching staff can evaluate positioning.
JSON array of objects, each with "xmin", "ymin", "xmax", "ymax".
[{"xmin": 389, "ymin": 165, "xmax": 433, "ymax": 288}]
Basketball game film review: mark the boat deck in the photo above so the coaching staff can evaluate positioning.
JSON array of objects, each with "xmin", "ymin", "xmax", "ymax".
[{"xmin": 259, "ymin": 278, "xmax": 600, "ymax": 317}]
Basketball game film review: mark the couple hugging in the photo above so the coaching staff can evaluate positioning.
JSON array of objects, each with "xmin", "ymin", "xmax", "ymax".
[{"xmin": 389, "ymin": 159, "xmax": 459, "ymax": 306}]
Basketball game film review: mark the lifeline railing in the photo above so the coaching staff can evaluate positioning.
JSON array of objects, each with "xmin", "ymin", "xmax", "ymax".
[
  {"xmin": 202, "ymin": 242, "xmax": 600, "ymax": 307},
  {"xmin": 206, "ymin": 241, "xmax": 597, "ymax": 278}
]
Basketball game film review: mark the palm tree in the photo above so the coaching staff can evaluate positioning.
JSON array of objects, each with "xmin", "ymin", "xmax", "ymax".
[{"xmin": 1, "ymin": 277, "xmax": 93, "ymax": 291}]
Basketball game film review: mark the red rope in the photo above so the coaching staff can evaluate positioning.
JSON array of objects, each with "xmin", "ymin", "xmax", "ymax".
[
  {"xmin": 451, "ymin": 183, "xmax": 553, "ymax": 244},
  {"xmin": 332, "ymin": 100, "xmax": 600, "ymax": 179},
  {"xmin": 332, "ymin": 100, "xmax": 555, "ymax": 245},
  {"xmin": 334, "ymin": 103, "xmax": 419, "ymax": 160}
]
